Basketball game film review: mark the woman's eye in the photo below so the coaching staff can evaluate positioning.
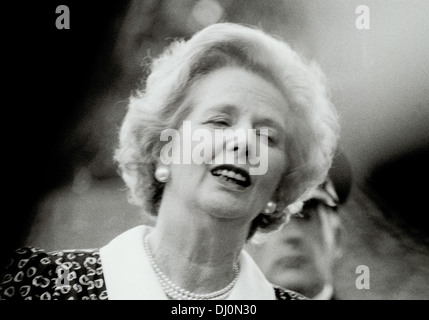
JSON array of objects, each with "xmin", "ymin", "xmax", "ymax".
[
  {"xmin": 256, "ymin": 128, "xmax": 277, "ymax": 145},
  {"xmin": 214, "ymin": 119, "xmax": 229, "ymax": 126},
  {"xmin": 205, "ymin": 117, "xmax": 230, "ymax": 127}
]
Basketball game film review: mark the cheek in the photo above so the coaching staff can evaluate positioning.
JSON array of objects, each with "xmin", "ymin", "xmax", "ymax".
[
  {"xmin": 253, "ymin": 150, "xmax": 286, "ymax": 201},
  {"xmin": 183, "ymin": 123, "xmax": 218, "ymax": 164},
  {"xmin": 191, "ymin": 131, "xmax": 217, "ymax": 164},
  {"xmin": 265, "ymin": 149, "xmax": 287, "ymax": 182}
]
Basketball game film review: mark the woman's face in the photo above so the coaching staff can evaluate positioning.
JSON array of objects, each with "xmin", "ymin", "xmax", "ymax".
[{"xmin": 163, "ymin": 66, "xmax": 290, "ymax": 221}]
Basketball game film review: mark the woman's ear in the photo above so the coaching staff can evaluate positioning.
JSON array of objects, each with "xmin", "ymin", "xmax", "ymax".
[{"xmin": 159, "ymin": 144, "xmax": 172, "ymax": 165}]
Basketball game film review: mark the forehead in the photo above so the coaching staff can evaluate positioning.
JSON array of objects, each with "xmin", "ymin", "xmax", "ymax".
[{"xmin": 186, "ymin": 67, "xmax": 289, "ymax": 123}]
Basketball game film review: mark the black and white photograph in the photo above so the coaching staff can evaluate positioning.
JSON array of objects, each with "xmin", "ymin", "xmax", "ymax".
[{"xmin": 1, "ymin": 0, "xmax": 428, "ymax": 304}]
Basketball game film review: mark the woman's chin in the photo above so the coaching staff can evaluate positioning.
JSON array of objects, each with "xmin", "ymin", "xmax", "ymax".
[{"xmin": 198, "ymin": 194, "xmax": 254, "ymax": 220}]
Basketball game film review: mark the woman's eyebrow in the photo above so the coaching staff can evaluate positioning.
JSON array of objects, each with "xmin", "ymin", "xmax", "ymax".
[
  {"xmin": 202, "ymin": 104, "xmax": 236, "ymax": 116},
  {"xmin": 255, "ymin": 117, "xmax": 286, "ymax": 133},
  {"xmin": 200, "ymin": 105, "xmax": 286, "ymax": 132}
]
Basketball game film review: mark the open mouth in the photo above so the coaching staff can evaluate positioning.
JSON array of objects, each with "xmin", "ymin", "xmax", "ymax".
[{"xmin": 210, "ymin": 164, "xmax": 251, "ymax": 188}]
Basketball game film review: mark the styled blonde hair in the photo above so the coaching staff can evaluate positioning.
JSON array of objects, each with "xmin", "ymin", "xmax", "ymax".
[{"xmin": 115, "ymin": 23, "xmax": 339, "ymax": 238}]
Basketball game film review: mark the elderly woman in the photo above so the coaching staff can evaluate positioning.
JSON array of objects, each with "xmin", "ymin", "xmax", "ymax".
[{"xmin": 0, "ymin": 23, "xmax": 338, "ymax": 300}]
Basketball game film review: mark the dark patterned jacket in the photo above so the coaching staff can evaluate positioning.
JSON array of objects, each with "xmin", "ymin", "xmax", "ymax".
[{"xmin": 0, "ymin": 247, "xmax": 307, "ymax": 300}]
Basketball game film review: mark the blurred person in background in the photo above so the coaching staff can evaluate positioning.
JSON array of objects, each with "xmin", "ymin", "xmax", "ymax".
[{"xmin": 247, "ymin": 151, "xmax": 352, "ymax": 300}]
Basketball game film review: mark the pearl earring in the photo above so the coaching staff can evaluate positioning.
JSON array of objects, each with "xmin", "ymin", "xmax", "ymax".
[
  {"xmin": 155, "ymin": 166, "xmax": 170, "ymax": 183},
  {"xmin": 263, "ymin": 201, "xmax": 277, "ymax": 214}
]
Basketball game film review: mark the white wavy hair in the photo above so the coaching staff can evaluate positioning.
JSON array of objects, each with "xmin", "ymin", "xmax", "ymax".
[{"xmin": 114, "ymin": 23, "xmax": 340, "ymax": 239}]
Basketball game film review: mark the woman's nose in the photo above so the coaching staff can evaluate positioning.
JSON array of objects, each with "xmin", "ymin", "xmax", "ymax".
[
  {"xmin": 227, "ymin": 127, "xmax": 254, "ymax": 164},
  {"xmin": 227, "ymin": 122, "xmax": 255, "ymax": 158},
  {"xmin": 231, "ymin": 132, "xmax": 249, "ymax": 156}
]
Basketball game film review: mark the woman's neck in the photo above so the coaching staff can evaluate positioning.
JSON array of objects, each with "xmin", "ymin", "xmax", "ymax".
[{"xmin": 147, "ymin": 197, "xmax": 250, "ymax": 294}]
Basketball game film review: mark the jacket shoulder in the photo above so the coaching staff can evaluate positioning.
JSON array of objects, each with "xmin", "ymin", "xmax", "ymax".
[
  {"xmin": 273, "ymin": 285, "xmax": 309, "ymax": 300},
  {"xmin": 0, "ymin": 247, "xmax": 107, "ymax": 300}
]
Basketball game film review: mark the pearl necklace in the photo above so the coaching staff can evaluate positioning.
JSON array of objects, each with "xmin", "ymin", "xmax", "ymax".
[{"xmin": 144, "ymin": 235, "xmax": 240, "ymax": 300}]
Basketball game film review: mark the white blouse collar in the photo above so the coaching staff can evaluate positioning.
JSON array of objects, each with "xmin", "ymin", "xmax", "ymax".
[{"xmin": 100, "ymin": 225, "xmax": 275, "ymax": 300}]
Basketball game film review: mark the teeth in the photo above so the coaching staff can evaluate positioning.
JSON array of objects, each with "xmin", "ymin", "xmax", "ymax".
[
  {"xmin": 212, "ymin": 169, "xmax": 247, "ymax": 183},
  {"xmin": 227, "ymin": 171, "xmax": 235, "ymax": 178},
  {"xmin": 235, "ymin": 173, "xmax": 245, "ymax": 181}
]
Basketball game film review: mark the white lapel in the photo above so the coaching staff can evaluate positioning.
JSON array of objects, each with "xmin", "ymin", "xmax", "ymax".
[
  {"xmin": 100, "ymin": 225, "xmax": 166, "ymax": 300},
  {"xmin": 100, "ymin": 225, "xmax": 275, "ymax": 300}
]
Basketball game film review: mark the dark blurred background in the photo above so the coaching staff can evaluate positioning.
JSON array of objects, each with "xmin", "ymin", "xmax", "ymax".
[{"xmin": 2, "ymin": 0, "xmax": 429, "ymax": 299}]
